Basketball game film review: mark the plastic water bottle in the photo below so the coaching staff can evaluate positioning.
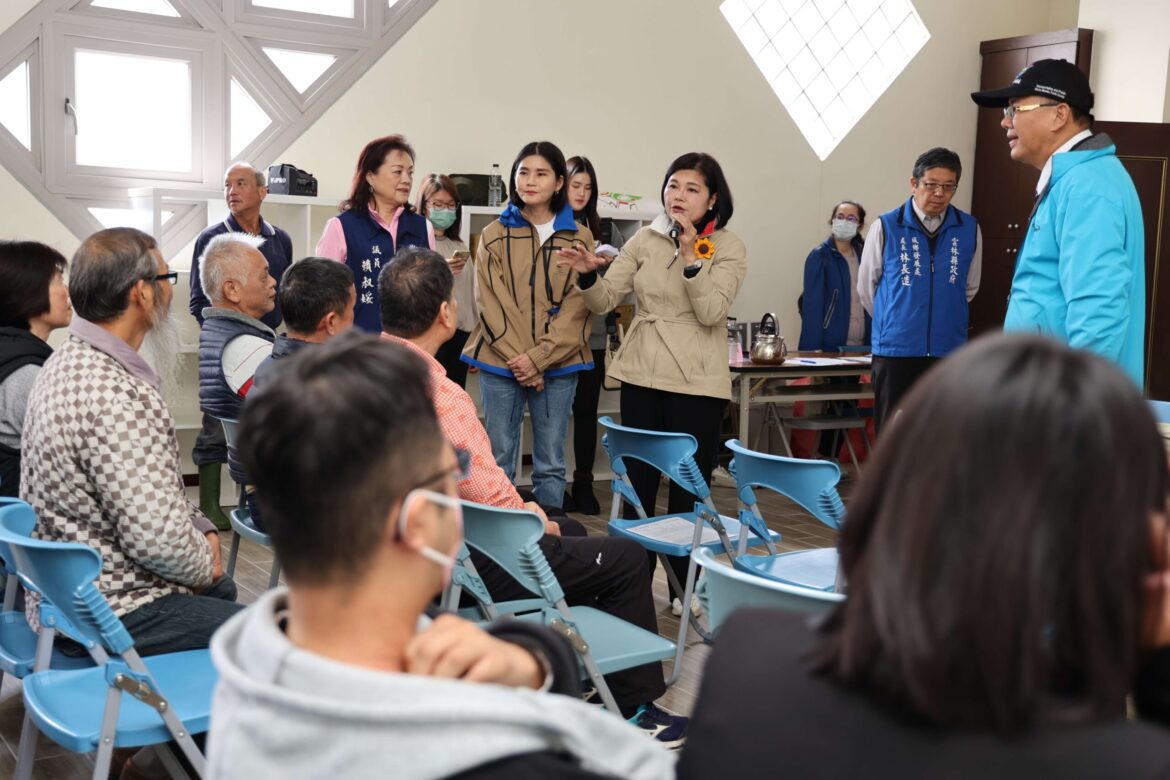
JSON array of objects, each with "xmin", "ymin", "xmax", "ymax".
[
  {"xmin": 727, "ymin": 317, "xmax": 742, "ymax": 363},
  {"xmin": 488, "ymin": 164, "xmax": 503, "ymax": 206}
]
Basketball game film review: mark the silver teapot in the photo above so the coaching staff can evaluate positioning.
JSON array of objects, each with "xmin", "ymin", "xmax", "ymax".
[{"xmin": 750, "ymin": 312, "xmax": 787, "ymax": 364}]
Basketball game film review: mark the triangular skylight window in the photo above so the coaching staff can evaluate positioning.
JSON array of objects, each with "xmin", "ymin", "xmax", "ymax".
[
  {"xmin": 253, "ymin": 0, "xmax": 354, "ymax": 17},
  {"xmin": 261, "ymin": 47, "xmax": 336, "ymax": 94},
  {"xmin": 229, "ymin": 78, "xmax": 272, "ymax": 157},
  {"xmin": 88, "ymin": 207, "xmax": 174, "ymax": 232},
  {"xmin": 0, "ymin": 60, "xmax": 31, "ymax": 150},
  {"xmin": 90, "ymin": 0, "xmax": 181, "ymax": 17},
  {"xmin": 721, "ymin": 0, "xmax": 930, "ymax": 160}
]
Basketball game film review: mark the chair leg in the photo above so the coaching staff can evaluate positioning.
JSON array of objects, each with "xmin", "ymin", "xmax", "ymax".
[
  {"xmin": 226, "ymin": 531, "xmax": 242, "ymax": 579},
  {"xmin": 14, "ymin": 712, "xmax": 39, "ymax": 780},
  {"xmin": 662, "ymin": 553, "xmax": 708, "ymax": 687},
  {"xmin": 267, "ymin": 558, "xmax": 281, "ymax": 590},
  {"xmin": 91, "ymin": 685, "xmax": 124, "ymax": 780},
  {"xmin": 154, "ymin": 744, "xmax": 193, "ymax": 780}
]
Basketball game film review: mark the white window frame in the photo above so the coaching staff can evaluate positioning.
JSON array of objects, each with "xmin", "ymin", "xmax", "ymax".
[{"xmin": 0, "ymin": 40, "xmax": 43, "ymax": 170}]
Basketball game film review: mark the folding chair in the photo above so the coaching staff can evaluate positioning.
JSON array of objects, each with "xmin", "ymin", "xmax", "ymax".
[
  {"xmin": 457, "ymin": 500, "xmax": 676, "ymax": 715},
  {"xmin": 0, "ymin": 498, "xmax": 92, "ymax": 691},
  {"xmin": 0, "ymin": 500, "xmax": 216, "ymax": 780},
  {"xmin": 598, "ymin": 416, "xmax": 780, "ymax": 684},
  {"xmin": 693, "ymin": 548, "xmax": 843, "ymax": 633},
  {"xmin": 216, "ymin": 417, "xmax": 280, "ymax": 589},
  {"xmin": 726, "ymin": 439, "xmax": 846, "ymax": 592}
]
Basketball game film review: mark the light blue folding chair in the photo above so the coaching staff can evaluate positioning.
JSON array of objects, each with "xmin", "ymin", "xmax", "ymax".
[
  {"xmin": 458, "ymin": 500, "xmax": 676, "ymax": 714},
  {"xmin": 217, "ymin": 417, "xmax": 280, "ymax": 589},
  {"xmin": 599, "ymin": 416, "xmax": 780, "ymax": 684},
  {"xmin": 693, "ymin": 547, "xmax": 843, "ymax": 633},
  {"xmin": 726, "ymin": 439, "xmax": 845, "ymax": 592},
  {"xmin": 0, "ymin": 498, "xmax": 92, "ymax": 693},
  {"xmin": 1150, "ymin": 399, "xmax": 1170, "ymax": 424},
  {"xmin": 0, "ymin": 501, "xmax": 215, "ymax": 780}
]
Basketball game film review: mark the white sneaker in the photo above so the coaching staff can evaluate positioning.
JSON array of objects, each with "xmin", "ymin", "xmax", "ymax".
[
  {"xmin": 711, "ymin": 466, "xmax": 735, "ymax": 488},
  {"xmin": 671, "ymin": 595, "xmax": 702, "ymax": 618}
]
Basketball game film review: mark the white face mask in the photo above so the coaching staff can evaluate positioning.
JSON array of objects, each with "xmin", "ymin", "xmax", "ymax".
[
  {"xmin": 831, "ymin": 219, "xmax": 859, "ymax": 241},
  {"xmin": 397, "ymin": 489, "xmax": 463, "ymax": 588}
]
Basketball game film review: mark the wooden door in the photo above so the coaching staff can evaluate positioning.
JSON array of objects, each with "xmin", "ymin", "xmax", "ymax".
[
  {"xmin": 1094, "ymin": 121, "xmax": 1170, "ymax": 399},
  {"xmin": 969, "ymin": 29, "xmax": 1094, "ymax": 336}
]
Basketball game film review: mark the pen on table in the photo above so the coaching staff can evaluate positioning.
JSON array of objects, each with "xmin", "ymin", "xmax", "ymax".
[{"xmin": 796, "ymin": 359, "xmax": 818, "ymax": 364}]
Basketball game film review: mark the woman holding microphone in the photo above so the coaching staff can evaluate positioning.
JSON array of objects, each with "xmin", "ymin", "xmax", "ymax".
[{"xmin": 557, "ymin": 152, "xmax": 745, "ymax": 614}]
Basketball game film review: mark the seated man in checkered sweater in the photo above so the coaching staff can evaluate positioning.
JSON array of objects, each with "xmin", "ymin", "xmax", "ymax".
[{"xmin": 20, "ymin": 227, "xmax": 242, "ymax": 657}]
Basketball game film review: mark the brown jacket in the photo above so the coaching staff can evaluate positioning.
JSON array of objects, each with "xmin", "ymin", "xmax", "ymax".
[
  {"xmin": 463, "ymin": 206, "xmax": 594, "ymax": 377},
  {"xmin": 580, "ymin": 215, "xmax": 747, "ymax": 399}
]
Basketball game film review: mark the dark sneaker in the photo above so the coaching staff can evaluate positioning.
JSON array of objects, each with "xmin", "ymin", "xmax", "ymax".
[
  {"xmin": 572, "ymin": 479, "xmax": 602, "ymax": 515},
  {"xmin": 628, "ymin": 703, "xmax": 688, "ymax": 749}
]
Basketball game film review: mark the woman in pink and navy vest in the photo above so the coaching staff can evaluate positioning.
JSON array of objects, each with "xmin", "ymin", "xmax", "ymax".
[{"xmin": 316, "ymin": 135, "xmax": 435, "ymax": 332}]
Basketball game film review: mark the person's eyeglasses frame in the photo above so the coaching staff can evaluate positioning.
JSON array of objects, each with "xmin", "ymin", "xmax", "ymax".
[
  {"xmin": 914, "ymin": 181, "xmax": 959, "ymax": 196},
  {"xmin": 1003, "ymin": 102, "xmax": 1061, "ymax": 121}
]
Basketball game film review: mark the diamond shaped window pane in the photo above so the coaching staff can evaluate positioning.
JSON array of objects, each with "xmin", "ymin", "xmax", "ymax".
[
  {"xmin": 90, "ymin": 0, "xmax": 181, "ymax": 16},
  {"xmin": 253, "ymin": 0, "xmax": 354, "ymax": 17},
  {"xmin": 230, "ymin": 78, "xmax": 271, "ymax": 157},
  {"xmin": 0, "ymin": 60, "xmax": 31, "ymax": 150},
  {"xmin": 262, "ymin": 47, "xmax": 337, "ymax": 94},
  {"xmin": 721, "ymin": 0, "xmax": 929, "ymax": 160}
]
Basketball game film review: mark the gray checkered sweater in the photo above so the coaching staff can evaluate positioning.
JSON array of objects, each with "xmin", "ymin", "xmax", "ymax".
[{"xmin": 21, "ymin": 336, "xmax": 213, "ymax": 629}]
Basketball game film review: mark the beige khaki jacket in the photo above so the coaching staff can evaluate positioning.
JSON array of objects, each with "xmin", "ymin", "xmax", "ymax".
[
  {"xmin": 580, "ymin": 214, "xmax": 747, "ymax": 399},
  {"xmin": 463, "ymin": 208, "xmax": 594, "ymax": 378}
]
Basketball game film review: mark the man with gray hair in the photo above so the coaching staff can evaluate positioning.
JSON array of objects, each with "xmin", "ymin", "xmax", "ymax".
[
  {"xmin": 21, "ymin": 227, "xmax": 240, "ymax": 659},
  {"xmin": 190, "ymin": 162, "xmax": 292, "ymax": 529},
  {"xmin": 197, "ymin": 233, "xmax": 277, "ymax": 524}
]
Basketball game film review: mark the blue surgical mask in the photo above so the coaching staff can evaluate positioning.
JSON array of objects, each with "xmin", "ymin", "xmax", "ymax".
[{"xmin": 428, "ymin": 208, "xmax": 457, "ymax": 231}]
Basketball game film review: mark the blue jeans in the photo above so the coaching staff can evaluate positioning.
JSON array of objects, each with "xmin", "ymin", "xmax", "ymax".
[{"xmin": 479, "ymin": 371, "xmax": 578, "ymax": 508}]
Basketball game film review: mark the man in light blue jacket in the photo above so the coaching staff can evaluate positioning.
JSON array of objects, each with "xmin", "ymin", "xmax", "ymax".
[{"xmin": 972, "ymin": 59, "xmax": 1145, "ymax": 386}]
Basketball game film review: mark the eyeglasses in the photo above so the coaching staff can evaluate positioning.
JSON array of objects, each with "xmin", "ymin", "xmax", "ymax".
[
  {"xmin": 915, "ymin": 181, "xmax": 959, "ymax": 195},
  {"xmin": 1002, "ymin": 102, "xmax": 1060, "ymax": 120},
  {"xmin": 427, "ymin": 200, "xmax": 458, "ymax": 210},
  {"xmin": 412, "ymin": 446, "xmax": 472, "ymax": 490},
  {"xmin": 150, "ymin": 272, "xmax": 179, "ymax": 285},
  {"xmin": 834, "ymin": 214, "xmax": 860, "ymax": 223}
]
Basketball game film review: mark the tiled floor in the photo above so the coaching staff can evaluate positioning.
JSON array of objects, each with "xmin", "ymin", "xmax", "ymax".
[{"xmin": 0, "ymin": 468, "xmax": 855, "ymax": 778}]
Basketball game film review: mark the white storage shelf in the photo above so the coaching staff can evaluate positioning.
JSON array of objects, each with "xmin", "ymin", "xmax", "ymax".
[{"xmin": 131, "ymin": 190, "xmax": 657, "ymax": 492}]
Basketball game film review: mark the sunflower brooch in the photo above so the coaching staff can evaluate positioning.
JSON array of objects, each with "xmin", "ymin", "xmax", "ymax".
[{"xmin": 693, "ymin": 236, "xmax": 715, "ymax": 260}]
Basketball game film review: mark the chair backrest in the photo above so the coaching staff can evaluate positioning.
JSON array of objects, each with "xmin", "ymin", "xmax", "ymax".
[
  {"xmin": 0, "ymin": 501, "xmax": 134, "ymax": 655},
  {"xmin": 0, "ymin": 497, "xmax": 33, "ymax": 571},
  {"xmin": 1150, "ymin": 399, "xmax": 1170, "ymax": 424},
  {"xmin": 726, "ymin": 439, "xmax": 845, "ymax": 530},
  {"xmin": 694, "ymin": 547, "xmax": 843, "ymax": 631},
  {"xmin": 599, "ymin": 416, "xmax": 710, "ymax": 500},
  {"xmin": 459, "ymin": 501, "xmax": 566, "ymax": 605}
]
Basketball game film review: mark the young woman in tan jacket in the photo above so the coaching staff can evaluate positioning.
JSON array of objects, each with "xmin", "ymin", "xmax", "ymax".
[
  {"xmin": 558, "ymin": 152, "xmax": 746, "ymax": 611},
  {"xmin": 461, "ymin": 141, "xmax": 593, "ymax": 509}
]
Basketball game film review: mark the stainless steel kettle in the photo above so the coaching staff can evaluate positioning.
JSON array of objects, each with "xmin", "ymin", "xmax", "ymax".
[{"xmin": 750, "ymin": 312, "xmax": 787, "ymax": 364}]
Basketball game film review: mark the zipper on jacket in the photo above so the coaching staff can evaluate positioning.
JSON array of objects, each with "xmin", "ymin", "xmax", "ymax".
[
  {"xmin": 529, "ymin": 230, "xmax": 538, "ymax": 343},
  {"xmin": 823, "ymin": 290, "xmax": 839, "ymax": 330}
]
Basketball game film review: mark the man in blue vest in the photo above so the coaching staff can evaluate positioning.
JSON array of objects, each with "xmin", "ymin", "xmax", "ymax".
[
  {"xmin": 197, "ymin": 232, "xmax": 277, "ymax": 529},
  {"xmin": 858, "ymin": 148, "xmax": 982, "ymax": 432},
  {"xmin": 971, "ymin": 59, "xmax": 1145, "ymax": 386},
  {"xmin": 190, "ymin": 163, "xmax": 292, "ymax": 529}
]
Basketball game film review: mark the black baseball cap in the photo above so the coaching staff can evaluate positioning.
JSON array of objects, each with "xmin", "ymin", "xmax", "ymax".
[{"xmin": 970, "ymin": 58, "xmax": 1094, "ymax": 114}]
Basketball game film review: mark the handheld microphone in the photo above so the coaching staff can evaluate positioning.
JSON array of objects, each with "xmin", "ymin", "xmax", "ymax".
[{"xmin": 669, "ymin": 221, "xmax": 680, "ymax": 243}]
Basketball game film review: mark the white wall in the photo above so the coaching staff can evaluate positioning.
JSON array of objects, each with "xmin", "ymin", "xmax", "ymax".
[
  {"xmin": 2, "ymin": 0, "xmax": 1075, "ymax": 340},
  {"xmin": 1078, "ymin": 0, "xmax": 1170, "ymax": 122}
]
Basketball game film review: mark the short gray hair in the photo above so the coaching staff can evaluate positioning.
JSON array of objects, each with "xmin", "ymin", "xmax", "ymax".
[
  {"xmin": 200, "ymin": 232, "xmax": 266, "ymax": 305},
  {"xmin": 70, "ymin": 227, "xmax": 159, "ymax": 322},
  {"xmin": 225, "ymin": 162, "xmax": 265, "ymax": 187}
]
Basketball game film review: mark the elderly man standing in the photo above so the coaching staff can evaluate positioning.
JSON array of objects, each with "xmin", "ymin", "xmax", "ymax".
[
  {"xmin": 857, "ymin": 147, "xmax": 982, "ymax": 432},
  {"xmin": 190, "ymin": 162, "xmax": 292, "ymax": 528},
  {"xmin": 971, "ymin": 59, "xmax": 1145, "ymax": 386},
  {"xmin": 21, "ymin": 227, "xmax": 240, "ymax": 655}
]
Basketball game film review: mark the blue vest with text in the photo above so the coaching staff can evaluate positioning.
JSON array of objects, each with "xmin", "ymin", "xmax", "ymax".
[
  {"xmin": 872, "ymin": 199, "xmax": 977, "ymax": 358},
  {"xmin": 338, "ymin": 208, "xmax": 430, "ymax": 332}
]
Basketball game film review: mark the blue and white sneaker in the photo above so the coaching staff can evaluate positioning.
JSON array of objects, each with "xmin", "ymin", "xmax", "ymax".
[{"xmin": 628, "ymin": 703, "xmax": 688, "ymax": 749}]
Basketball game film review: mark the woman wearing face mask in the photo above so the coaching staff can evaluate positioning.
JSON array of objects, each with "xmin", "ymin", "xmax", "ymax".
[
  {"xmin": 798, "ymin": 201, "xmax": 869, "ymax": 352},
  {"xmin": 461, "ymin": 141, "xmax": 593, "ymax": 510},
  {"xmin": 557, "ymin": 152, "xmax": 745, "ymax": 615},
  {"xmin": 0, "ymin": 241, "xmax": 72, "ymax": 497},
  {"xmin": 316, "ymin": 134, "xmax": 435, "ymax": 332},
  {"xmin": 417, "ymin": 174, "xmax": 476, "ymax": 388},
  {"xmin": 562, "ymin": 155, "xmax": 623, "ymax": 515}
]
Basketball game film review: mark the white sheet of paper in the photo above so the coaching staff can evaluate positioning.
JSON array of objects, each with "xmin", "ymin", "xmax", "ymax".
[
  {"xmin": 788, "ymin": 356, "xmax": 871, "ymax": 367},
  {"xmin": 626, "ymin": 517, "xmax": 721, "ymax": 546}
]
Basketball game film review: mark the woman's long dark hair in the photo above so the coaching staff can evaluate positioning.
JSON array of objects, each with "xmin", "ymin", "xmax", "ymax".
[
  {"xmin": 507, "ymin": 141, "xmax": 568, "ymax": 215},
  {"xmin": 566, "ymin": 156, "xmax": 601, "ymax": 238},
  {"xmin": 815, "ymin": 334, "xmax": 1169, "ymax": 735},
  {"xmin": 341, "ymin": 134, "xmax": 416, "ymax": 214}
]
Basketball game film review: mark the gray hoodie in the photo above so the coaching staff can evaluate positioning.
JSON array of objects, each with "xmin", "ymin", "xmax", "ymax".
[{"xmin": 208, "ymin": 588, "xmax": 676, "ymax": 779}]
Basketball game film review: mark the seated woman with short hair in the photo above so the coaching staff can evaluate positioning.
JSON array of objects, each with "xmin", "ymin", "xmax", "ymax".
[{"xmin": 679, "ymin": 334, "xmax": 1170, "ymax": 778}]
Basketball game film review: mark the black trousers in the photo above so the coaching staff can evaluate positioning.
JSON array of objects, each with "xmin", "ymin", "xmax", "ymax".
[
  {"xmin": 871, "ymin": 355, "xmax": 939, "ymax": 434},
  {"xmin": 619, "ymin": 382, "xmax": 727, "ymax": 601},
  {"xmin": 436, "ymin": 329, "xmax": 471, "ymax": 389},
  {"xmin": 471, "ymin": 533, "xmax": 665, "ymax": 710},
  {"xmin": 571, "ymin": 348, "xmax": 607, "ymax": 479}
]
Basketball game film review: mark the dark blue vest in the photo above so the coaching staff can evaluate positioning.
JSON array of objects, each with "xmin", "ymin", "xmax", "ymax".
[
  {"xmin": 872, "ymin": 199, "xmax": 978, "ymax": 358},
  {"xmin": 338, "ymin": 208, "xmax": 430, "ymax": 332}
]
